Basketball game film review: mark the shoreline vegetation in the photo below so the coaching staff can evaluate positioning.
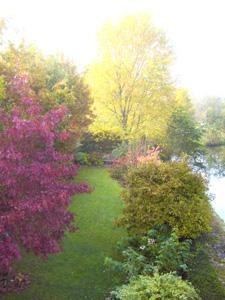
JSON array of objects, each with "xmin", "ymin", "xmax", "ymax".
[
  {"xmin": 208, "ymin": 213, "xmax": 225, "ymax": 285},
  {"xmin": 189, "ymin": 213, "xmax": 225, "ymax": 299},
  {"xmin": 205, "ymin": 143, "xmax": 225, "ymax": 147},
  {"xmin": 109, "ymin": 154, "xmax": 225, "ymax": 300}
]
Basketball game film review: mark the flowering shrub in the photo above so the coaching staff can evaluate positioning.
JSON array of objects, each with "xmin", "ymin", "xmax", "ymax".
[
  {"xmin": 110, "ymin": 146, "xmax": 160, "ymax": 184},
  {"xmin": 136, "ymin": 146, "xmax": 160, "ymax": 165},
  {"xmin": 0, "ymin": 89, "xmax": 89, "ymax": 273},
  {"xmin": 115, "ymin": 146, "xmax": 160, "ymax": 167}
]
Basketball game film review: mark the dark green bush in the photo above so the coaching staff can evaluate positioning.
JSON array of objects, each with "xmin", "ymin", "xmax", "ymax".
[
  {"xmin": 165, "ymin": 107, "xmax": 202, "ymax": 158},
  {"xmin": 112, "ymin": 272, "xmax": 200, "ymax": 300},
  {"xmin": 118, "ymin": 160, "xmax": 212, "ymax": 239},
  {"xmin": 78, "ymin": 131, "xmax": 122, "ymax": 154},
  {"xmin": 105, "ymin": 226, "xmax": 192, "ymax": 279},
  {"xmin": 88, "ymin": 152, "xmax": 104, "ymax": 166},
  {"xmin": 75, "ymin": 151, "xmax": 103, "ymax": 166},
  {"xmin": 189, "ymin": 246, "xmax": 225, "ymax": 300},
  {"xmin": 110, "ymin": 163, "xmax": 128, "ymax": 185},
  {"xmin": 75, "ymin": 152, "xmax": 89, "ymax": 165},
  {"xmin": 112, "ymin": 142, "xmax": 128, "ymax": 159}
]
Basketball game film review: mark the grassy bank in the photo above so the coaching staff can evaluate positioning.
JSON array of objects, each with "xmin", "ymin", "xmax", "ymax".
[
  {"xmin": 189, "ymin": 214, "xmax": 225, "ymax": 300},
  {"xmin": 5, "ymin": 167, "xmax": 126, "ymax": 300}
]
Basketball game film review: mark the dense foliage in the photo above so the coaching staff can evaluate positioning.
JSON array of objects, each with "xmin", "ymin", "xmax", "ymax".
[
  {"xmin": 105, "ymin": 226, "xmax": 192, "ymax": 279},
  {"xmin": 112, "ymin": 272, "xmax": 200, "ymax": 300},
  {"xmin": 78, "ymin": 131, "xmax": 122, "ymax": 154},
  {"xmin": 75, "ymin": 151, "xmax": 103, "ymax": 166},
  {"xmin": 118, "ymin": 160, "xmax": 212, "ymax": 238},
  {"xmin": 75, "ymin": 130, "xmax": 122, "ymax": 165},
  {"xmin": 0, "ymin": 13, "xmax": 224, "ymax": 300},
  {"xmin": 165, "ymin": 107, "xmax": 202, "ymax": 158},
  {"xmin": 111, "ymin": 142, "xmax": 129, "ymax": 159},
  {"xmin": 196, "ymin": 97, "xmax": 225, "ymax": 146},
  {"xmin": 0, "ymin": 83, "xmax": 89, "ymax": 273},
  {"xmin": 87, "ymin": 14, "xmax": 176, "ymax": 140},
  {"xmin": 0, "ymin": 43, "xmax": 93, "ymax": 151},
  {"xmin": 189, "ymin": 246, "xmax": 225, "ymax": 300},
  {"xmin": 110, "ymin": 146, "xmax": 160, "ymax": 184}
]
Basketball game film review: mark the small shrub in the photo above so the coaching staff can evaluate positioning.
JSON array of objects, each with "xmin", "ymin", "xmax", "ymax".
[
  {"xmin": 78, "ymin": 131, "xmax": 122, "ymax": 154},
  {"xmin": 88, "ymin": 152, "xmax": 104, "ymax": 166},
  {"xmin": 75, "ymin": 152, "xmax": 89, "ymax": 165},
  {"xmin": 118, "ymin": 160, "xmax": 212, "ymax": 239},
  {"xmin": 110, "ymin": 147, "xmax": 160, "ymax": 184},
  {"xmin": 149, "ymin": 228, "xmax": 192, "ymax": 275},
  {"xmin": 105, "ymin": 226, "xmax": 192, "ymax": 279},
  {"xmin": 105, "ymin": 247, "xmax": 152, "ymax": 280},
  {"xmin": 110, "ymin": 163, "xmax": 128, "ymax": 185},
  {"xmin": 112, "ymin": 142, "xmax": 128, "ymax": 159},
  {"xmin": 112, "ymin": 272, "xmax": 200, "ymax": 299}
]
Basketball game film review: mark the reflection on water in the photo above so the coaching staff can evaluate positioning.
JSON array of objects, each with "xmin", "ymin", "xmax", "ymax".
[
  {"xmin": 204, "ymin": 146, "xmax": 225, "ymax": 221},
  {"xmin": 209, "ymin": 176, "xmax": 225, "ymax": 220},
  {"xmin": 204, "ymin": 146, "xmax": 225, "ymax": 177}
]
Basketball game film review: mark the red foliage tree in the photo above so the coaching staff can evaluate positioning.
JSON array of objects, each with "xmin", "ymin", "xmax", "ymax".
[{"xmin": 0, "ymin": 76, "xmax": 89, "ymax": 273}]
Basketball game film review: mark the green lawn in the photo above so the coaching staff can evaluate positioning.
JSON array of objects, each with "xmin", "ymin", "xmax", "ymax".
[{"xmin": 5, "ymin": 167, "xmax": 126, "ymax": 300}]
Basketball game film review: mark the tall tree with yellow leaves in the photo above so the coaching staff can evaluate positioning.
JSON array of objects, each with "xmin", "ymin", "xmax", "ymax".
[{"xmin": 87, "ymin": 14, "xmax": 175, "ymax": 141}]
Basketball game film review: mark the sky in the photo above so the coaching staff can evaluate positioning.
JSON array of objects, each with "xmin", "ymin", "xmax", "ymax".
[{"xmin": 1, "ymin": 0, "xmax": 225, "ymax": 99}]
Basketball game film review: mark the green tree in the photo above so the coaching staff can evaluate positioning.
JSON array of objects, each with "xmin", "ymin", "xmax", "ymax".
[
  {"xmin": 0, "ymin": 43, "xmax": 93, "ymax": 150},
  {"xmin": 195, "ymin": 97, "xmax": 225, "ymax": 146},
  {"xmin": 165, "ymin": 108, "xmax": 202, "ymax": 157},
  {"xmin": 156, "ymin": 89, "xmax": 202, "ymax": 158}
]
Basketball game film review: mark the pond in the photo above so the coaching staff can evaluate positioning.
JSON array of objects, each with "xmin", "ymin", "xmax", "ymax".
[{"xmin": 204, "ymin": 146, "xmax": 225, "ymax": 221}]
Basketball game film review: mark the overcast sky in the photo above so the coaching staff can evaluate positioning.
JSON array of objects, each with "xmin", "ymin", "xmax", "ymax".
[{"xmin": 1, "ymin": 0, "xmax": 225, "ymax": 99}]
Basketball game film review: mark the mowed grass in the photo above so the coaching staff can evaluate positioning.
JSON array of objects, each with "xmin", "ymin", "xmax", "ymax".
[{"xmin": 5, "ymin": 167, "xmax": 126, "ymax": 300}]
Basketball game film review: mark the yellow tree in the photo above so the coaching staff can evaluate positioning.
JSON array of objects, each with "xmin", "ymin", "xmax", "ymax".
[{"xmin": 87, "ymin": 14, "xmax": 175, "ymax": 141}]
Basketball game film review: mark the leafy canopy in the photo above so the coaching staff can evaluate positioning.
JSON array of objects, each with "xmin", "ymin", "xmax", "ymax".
[
  {"xmin": 105, "ymin": 225, "xmax": 192, "ymax": 279},
  {"xmin": 87, "ymin": 14, "xmax": 175, "ymax": 140},
  {"xmin": 0, "ymin": 43, "xmax": 93, "ymax": 150}
]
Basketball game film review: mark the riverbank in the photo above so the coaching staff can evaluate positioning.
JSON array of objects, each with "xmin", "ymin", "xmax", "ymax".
[
  {"xmin": 189, "ymin": 213, "xmax": 225, "ymax": 300},
  {"xmin": 207, "ymin": 213, "xmax": 225, "ymax": 285}
]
